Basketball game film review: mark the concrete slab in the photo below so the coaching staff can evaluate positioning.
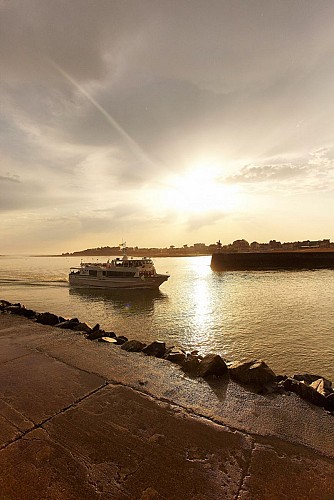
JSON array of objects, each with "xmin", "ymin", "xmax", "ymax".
[
  {"xmin": 0, "ymin": 350, "xmax": 106, "ymax": 424},
  {"xmin": 0, "ymin": 399, "xmax": 34, "ymax": 447},
  {"xmin": 0, "ymin": 337, "xmax": 32, "ymax": 364},
  {"xmin": 0, "ymin": 413, "xmax": 22, "ymax": 448},
  {"xmin": 21, "ymin": 322, "xmax": 334, "ymax": 458},
  {"xmin": 0, "ymin": 428, "xmax": 106, "ymax": 500},
  {"xmin": 239, "ymin": 438, "xmax": 334, "ymax": 499},
  {"xmin": 45, "ymin": 384, "xmax": 252, "ymax": 499}
]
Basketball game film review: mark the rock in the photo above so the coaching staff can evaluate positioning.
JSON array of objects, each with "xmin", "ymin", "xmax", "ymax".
[
  {"xmin": 91, "ymin": 324, "xmax": 100, "ymax": 332},
  {"xmin": 5, "ymin": 305, "xmax": 27, "ymax": 315},
  {"xmin": 36, "ymin": 312, "xmax": 60, "ymax": 326},
  {"xmin": 142, "ymin": 341, "xmax": 166, "ymax": 358},
  {"xmin": 0, "ymin": 300, "xmax": 12, "ymax": 308},
  {"xmin": 115, "ymin": 335, "xmax": 129, "ymax": 345},
  {"xmin": 104, "ymin": 331, "xmax": 116, "ymax": 338},
  {"xmin": 309, "ymin": 378, "xmax": 328, "ymax": 397},
  {"xmin": 229, "ymin": 360, "xmax": 276, "ymax": 386},
  {"xmin": 165, "ymin": 349, "xmax": 186, "ymax": 365},
  {"xmin": 181, "ymin": 355, "xmax": 200, "ymax": 376},
  {"xmin": 73, "ymin": 322, "xmax": 92, "ymax": 333},
  {"xmin": 293, "ymin": 373, "xmax": 332, "ymax": 391},
  {"xmin": 98, "ymin": 337, "xmax": 118, "ymax": 343},
  {"xmin": 325, "ymin": 393, "xmax": 334, "ymax": 411},
  {"xmin": 20, "ymin": 308, "xmax": 36, "ymax": 319},
  {"xmin": 55, "ymin": 321, "xmax": 73, "ymax": 329},
  {"xmin": 87, "ymin": 330, "xmax": 105, "ymax": 340},
  {"xmin": 55, "ymin": 318, "xmax": 80, "ymax": 329},
  {"xmin": 1, "ymin": 302, "xmax": 35, "ymax": 318},
  {"xmin": 283, "ymin": 378, "xmax": 327, "ymax": 408},
  {"xmin": 198, "ymin": 353, "xmax": 228, "ymax": 378},
  {"xmin": 121, "ymin": 340, "xmax": 146, "ymax": 352}
]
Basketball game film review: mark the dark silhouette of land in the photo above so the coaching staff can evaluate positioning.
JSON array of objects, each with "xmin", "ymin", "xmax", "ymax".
[{"xmin": 61, "ymin": 238, "xmax": 334, "ymax": 258}]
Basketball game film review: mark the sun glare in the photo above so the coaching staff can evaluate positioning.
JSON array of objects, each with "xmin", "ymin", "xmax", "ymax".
[{"xmin": 160, "ymin": 164, "xmax": 239, "ymax": 215}]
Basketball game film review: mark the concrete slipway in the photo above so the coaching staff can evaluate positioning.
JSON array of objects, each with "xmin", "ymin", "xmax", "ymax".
[{"xmin": 0, "ymin": 314, "xmax": 333, "ymax": 499}]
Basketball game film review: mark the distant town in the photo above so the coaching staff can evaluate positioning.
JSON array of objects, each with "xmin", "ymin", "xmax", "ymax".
[{"xmin": 61, "ymin": 238, "xmax": 334, "ymax": 257}]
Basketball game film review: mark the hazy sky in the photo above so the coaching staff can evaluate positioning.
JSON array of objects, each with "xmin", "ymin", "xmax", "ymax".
[{"xmin": 2, "ymin": 0, "xmax": 334, "ymax": 254}]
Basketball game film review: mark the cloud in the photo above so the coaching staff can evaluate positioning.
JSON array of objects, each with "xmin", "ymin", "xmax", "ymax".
[
  {"xmin": 225, "ymin": 164, "xmax": 307, "ymax": 183},
  {"xmin": 185, "ymin": 211, "xmax": 225, "ymax": 231},
  {"xmin": 0, "ymin": 173, "xmax": 21, "ymax": 183},
  {"xmin": 2, "ymin": 1, "xmax": 334, "ymax": 251},
  {"xmin": 224, "ymin": 148, "xmax": 334, "ymax": 193}
]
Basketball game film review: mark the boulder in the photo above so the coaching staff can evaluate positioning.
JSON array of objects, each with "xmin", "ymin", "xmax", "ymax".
[
  {"xmin": 0, "ymin": 300, "xmax": 12, "ymax": 308},
  {"xmin": 91, "ymin": 324, "xmax": 100, "ymax": 332},
  {"xmin": 4, "ymin": 305, "xmax": 25, "ymax": 315},
  {"xmin": 293, "ymin": 374, "xmax": 332, "ymax": 392},
  {"xmin": 229, "ymin": 360, "xmax": 276, "ymax": 386},
  {"xmin": 121, "ymin": 340, "xmax": 146, "ymax": 352},
  {"xmin": 87, "ymin": 330, "xmax": 105, "ymax": 341},
  {"xmin": 73, "ymin": 322, "xmax": 92, "ymax": 333},
  {"xmin": 142, "ymin": 341, "xmax": 166, "ymax": 358},
  {"xmin": 104, "ymin": 331, "xmax": 116, "ymax": 338},
  {"xmin": 115, "ymin": 335, "xmax": 128, "ymax": 345},
  {"xmin": 55, "ymin": 318, "xmax": 80, "ymax": 329},
  {"xmin": 165, "ymin": 349, "xmax": 186, "ymax": 365},
  {"xmin": 3, "ymin": 305, "xmax": 16, "ymax": 312},
  {"xmin": 181, "ymin": 355, "xmax": 200, "ymax": 376},
  {"xmin": 20, "ymin": 308, "xmax": 36, "ymax": 319},
  {"xmin": 283, "ymin": 378, "xmax": 327, "ymax": 408},
  {"xmin": 198, "ymin": 353, "xmax": 228, "ymax": 378},
  {"xmin": 36, "ymin": 312, "xmax": 60, "ymax": 326},
  {"xmin": 98, "ymin": 337, "xmax": 118, "ymax": 344},
  {"xmin": 309, "ymin": 378, "xmax": 328, "ymax": 397},
  {"xmin": 325, "ymin": 393, "xmax": 334, "ymax": 411}
]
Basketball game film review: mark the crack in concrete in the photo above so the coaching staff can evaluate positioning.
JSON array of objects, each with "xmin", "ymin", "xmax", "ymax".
[
  {"xmin": 235, "ymin": 439, "xmax": 255, "ymax": 499},
  {"xmin": 4, "ymin": 329, "xmax": 333, "ymax": 463},
  {"xmin": 0, "ymin": 381, "xmax": 108, "ymax": 452},
  {"xmin": 0, "ymin": 400, "xmax": 33, "ymax": 434},
  {"xmin": 102, "ymin": 380, "xmax": 334, "ymax": 466},
  {"xmin": 27, "ymin": 344, "xmax": 106, "ymax": 379},
  {"xmin": 0, "ymin": 351, "xmax": 33, "ymax": 367}
]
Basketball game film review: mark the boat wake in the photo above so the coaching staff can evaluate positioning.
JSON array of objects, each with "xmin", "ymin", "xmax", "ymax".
[{"xmin": 0, "ymin": 278, "xmax": 68, "ymax": 287}]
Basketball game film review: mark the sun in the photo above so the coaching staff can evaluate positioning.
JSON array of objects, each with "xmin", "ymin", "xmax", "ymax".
[{"xmin": 159, "ymin": 164, "xmax": 239, "ymax": 215}]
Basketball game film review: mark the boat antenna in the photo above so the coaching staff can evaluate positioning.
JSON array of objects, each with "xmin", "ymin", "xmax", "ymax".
[{"xmin": 119, "ymin": 241, "xmax": 128, "ymax": 260}]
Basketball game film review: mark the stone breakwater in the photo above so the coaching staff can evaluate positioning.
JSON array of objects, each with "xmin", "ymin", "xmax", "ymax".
[{"xmin": 1, "ymin": 298, "xmax": 333, "ymax": 415}]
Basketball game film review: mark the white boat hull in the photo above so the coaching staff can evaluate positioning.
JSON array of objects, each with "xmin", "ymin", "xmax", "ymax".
[{"xmin": 69, "ymin": 274, "xmax": 168, "ymax": 289}]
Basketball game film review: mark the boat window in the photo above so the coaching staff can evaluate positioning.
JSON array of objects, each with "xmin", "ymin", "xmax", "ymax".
[
  {"xmin": 106, "ymin": 271, "xmax": 135, "ymax": 277},
  {"xmin": 89, "ymin": 270, "xmax": 98, "ymax": 276}
]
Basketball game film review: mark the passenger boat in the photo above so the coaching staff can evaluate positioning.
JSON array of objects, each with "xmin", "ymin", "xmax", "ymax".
[{"xmin": 69, "ymin": 246, "xmax": 169, "ymax": 289}]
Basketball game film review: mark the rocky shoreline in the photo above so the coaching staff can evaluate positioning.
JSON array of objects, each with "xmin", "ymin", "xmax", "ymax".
[{"xmin": 1, "ymin": 298, "xmax": 333, "ymax": 415}]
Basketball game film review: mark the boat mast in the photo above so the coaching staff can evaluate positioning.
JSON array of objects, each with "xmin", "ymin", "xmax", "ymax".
[{"xmin": 120, "ymin": 241, "xmax": 128, "ymax": 260}]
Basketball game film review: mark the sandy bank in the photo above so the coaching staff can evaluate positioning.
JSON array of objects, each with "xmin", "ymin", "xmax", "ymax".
[{"xmin": 0, "ymin": 314, "xmax": 333, "ymax": 499}]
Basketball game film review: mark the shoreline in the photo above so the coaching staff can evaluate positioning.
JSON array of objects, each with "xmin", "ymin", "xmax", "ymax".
[{"xmin": 1, "ymin": 299, "xmax": 334, "ymax": 415}]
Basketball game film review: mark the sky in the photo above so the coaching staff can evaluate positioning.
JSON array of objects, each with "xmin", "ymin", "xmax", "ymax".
[{"xmin": 2, "ymin": 0, "xmax": 334, "ymax": 254}]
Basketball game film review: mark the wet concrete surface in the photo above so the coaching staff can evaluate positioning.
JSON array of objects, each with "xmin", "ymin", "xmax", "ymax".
[{"xmin": 0, "ymin": 314, "xmax": 333, "ymax": 499}]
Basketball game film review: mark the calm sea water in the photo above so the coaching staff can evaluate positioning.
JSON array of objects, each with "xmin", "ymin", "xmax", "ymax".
[{"xmin": 0, "ymin": 255, "xmax": 333, "ymax": 380}]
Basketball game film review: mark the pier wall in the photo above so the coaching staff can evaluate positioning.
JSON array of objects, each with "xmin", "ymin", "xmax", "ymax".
[{"xmin": 211, "ymin": 250, "xmax": 334, "ymax": 271}]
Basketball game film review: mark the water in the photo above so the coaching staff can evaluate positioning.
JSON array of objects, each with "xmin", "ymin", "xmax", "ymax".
[{"xmin": 1, "ymin": 255, "xmax": 333, "ymax": 381}]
